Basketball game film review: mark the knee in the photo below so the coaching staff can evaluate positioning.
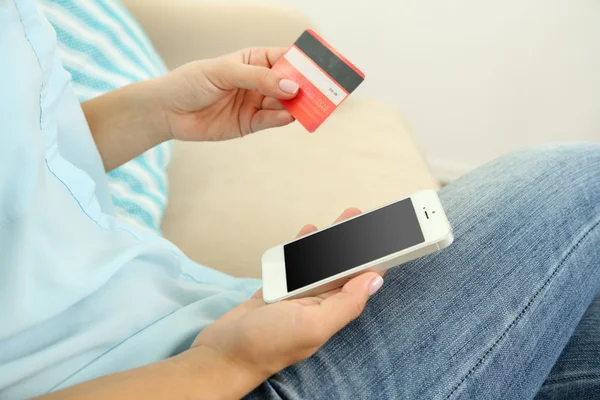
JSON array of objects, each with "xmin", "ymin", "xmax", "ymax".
[
  {"xmin": 445, "ymin": 142, "xmax": 600, "ymax": 223},
  {"xmin": 519, "ymin": 141, "xmax": 600, "ymax": 168},
  {"xmin": 491, "ymin": 143, "xmax": 600, "ymax": 216},
  {"xmin": 471, "ymin": 142, "xmax": 600, "ymax": 189},
  {"xmin": 508, "ymin": 143, "xmax": 600, "ymax": 192}
]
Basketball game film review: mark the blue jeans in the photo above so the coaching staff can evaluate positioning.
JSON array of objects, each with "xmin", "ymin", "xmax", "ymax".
[{"xmin": 247, "ymin": 143, "xmax": 600, "ymax": 399}]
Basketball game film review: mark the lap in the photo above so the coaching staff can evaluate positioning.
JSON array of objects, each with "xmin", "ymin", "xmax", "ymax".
[{"xmin": 247, "ymin": 143, "xmax": 600, "ymax": 399}]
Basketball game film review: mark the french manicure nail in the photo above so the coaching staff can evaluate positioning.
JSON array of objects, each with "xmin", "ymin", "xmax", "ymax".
[
  {"xmin": 279, "ymin": 79, "xmax": 299, "ymax": 94},
  {"xmin": 368, "ymin": 276, "xmax": 384, "ymax": 296}
]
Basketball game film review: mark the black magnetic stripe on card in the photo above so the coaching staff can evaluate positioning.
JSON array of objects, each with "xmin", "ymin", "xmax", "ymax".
[{"xmin": 294, "ymin": 31, "xmax": 364, "ymax": 94}]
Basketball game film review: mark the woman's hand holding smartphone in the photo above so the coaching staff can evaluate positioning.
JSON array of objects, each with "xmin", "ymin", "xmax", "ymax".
[
  {"xmin": 190, "ymin": 208, "xmax": 384, "ymax": 394},
  {"xmin": 189, "ymin": 191, "xmax": 452, "ymax": 396},
  {"xmin": 262, "ymin": 190, "xmax": 453, "ymax": 303}
]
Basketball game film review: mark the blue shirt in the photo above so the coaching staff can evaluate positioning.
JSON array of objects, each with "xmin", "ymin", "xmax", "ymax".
[{"xmin": 0, "ymin": 1, "xmax": 260, "ymax": 398}]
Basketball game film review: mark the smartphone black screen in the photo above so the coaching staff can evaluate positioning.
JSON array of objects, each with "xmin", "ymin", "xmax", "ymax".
[{"xmin": 284, "ymin": 198, "xmax": 425, "ymax": 291}]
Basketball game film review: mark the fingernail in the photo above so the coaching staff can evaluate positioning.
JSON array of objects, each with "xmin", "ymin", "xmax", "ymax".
[
  {"xmin": 368, "ymin": 276, "xmax": 384, "ymax": 296},
  {"xmin": 279, "ymin": 79, "xmax": 299, "ymax": 94}
]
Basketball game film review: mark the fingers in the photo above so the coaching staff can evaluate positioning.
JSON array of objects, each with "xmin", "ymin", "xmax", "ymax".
[
  {"xmin": 263, "ymin": 47, "xmax": 288, "ymax": 67},
  {"xmin": 297, "ymin": 224, "xmax": 318, "ymax": 238},
  {"xmin": 318, "ymin": 272, "xmax": 383, "ymax": 334},
  {"xmin": 333, "ymin": 208, "xmax": 362, "ymax": 224},
  {"xmin": 250, "ymin": 109, "xmax": 295, "ymax": 132},
  {"xmin": 219, "ymin": 62, "xmax": 299, "ymax": 100},
  {"xmin": 294, "ymin": 207, "xmax": 360, "ymax": 240},
  {"xmin": 262, "ymin": 97, "xmax": 285, "ymax": 110},
  {"xmin": 226, "ymin": 47, "xmax": 288, "ymax": 68}
]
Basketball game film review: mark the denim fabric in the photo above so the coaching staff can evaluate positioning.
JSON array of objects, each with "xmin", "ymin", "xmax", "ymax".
[
  {"xmin": 248, "ymin": 143, "xmax": 600, "ymax": 399},
  {"xmin": 535, "ymin": 294, "xmax": 600, "ymax": 400}
]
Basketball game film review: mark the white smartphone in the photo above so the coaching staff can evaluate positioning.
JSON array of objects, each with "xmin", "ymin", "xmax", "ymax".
[{"xmin": 261, "ymin": 190, "xmax": 453, "ymax": 303}]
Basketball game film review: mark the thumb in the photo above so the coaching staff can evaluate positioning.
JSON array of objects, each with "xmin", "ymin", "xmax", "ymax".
[
  {"xmin": 218, "ymin": 62, "xmax": 299, "ymax": 99},
  {"xmin": 318, "ymin": 272, "xmax": 384, "ymax": 334}
]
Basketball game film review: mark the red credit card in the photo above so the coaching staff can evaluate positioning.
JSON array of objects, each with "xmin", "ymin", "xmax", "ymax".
[{"xmin": 272, "ymin": 29, "xmax": 365, "ymax": 133}]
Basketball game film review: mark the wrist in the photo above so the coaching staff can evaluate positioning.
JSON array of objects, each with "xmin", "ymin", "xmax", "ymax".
[
  {"xmin": 83, "ymin": 78, "xmax": 172, "ymax": 171},
  {"xmin": 170, "ymin": 346, "xmax": 267, "ymax": 399},
  {"xmin": 130, "ymin": 78, "xmax": 173, "ymax": 144}
]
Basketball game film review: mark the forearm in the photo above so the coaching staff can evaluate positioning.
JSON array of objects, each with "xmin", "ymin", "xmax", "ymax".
[
  {"xmin": 36, "ymin": 346, "xmax": 266, "ymax": 400},
  {"xmin": 82, "ymin": 79, "xmax": 170, "ymax": 172}
]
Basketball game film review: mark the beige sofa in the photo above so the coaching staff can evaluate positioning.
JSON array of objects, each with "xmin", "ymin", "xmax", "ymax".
[{"xmin": 123, "ymin": 0, "xmax": 439, "ymax": 278}]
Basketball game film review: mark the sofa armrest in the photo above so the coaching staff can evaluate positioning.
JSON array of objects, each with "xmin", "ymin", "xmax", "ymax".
[{"xmin": 122, "ymin": 0, "xmax": 310, "ymax": 69}]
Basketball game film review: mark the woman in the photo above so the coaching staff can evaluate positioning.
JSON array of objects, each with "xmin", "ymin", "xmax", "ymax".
[{"xmin": 1, "ymin": 0, "xmax": 599, "ymax": 399}]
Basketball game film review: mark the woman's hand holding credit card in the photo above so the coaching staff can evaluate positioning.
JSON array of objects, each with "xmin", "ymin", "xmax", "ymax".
[{"xmin": 271, "ymin": 29, "xmax": 365, "ymax": 132}]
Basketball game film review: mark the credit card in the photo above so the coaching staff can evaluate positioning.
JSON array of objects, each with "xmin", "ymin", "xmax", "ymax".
[{"xmin": 272, "ymin": 29, "xmax": 365, "ymax": 133}]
